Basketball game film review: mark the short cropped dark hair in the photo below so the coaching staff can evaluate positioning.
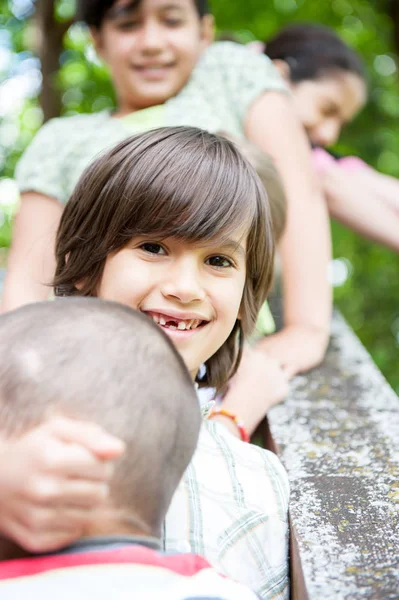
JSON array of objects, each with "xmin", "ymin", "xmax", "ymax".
[
  {"xmin": 54, "ymin": 127, "xmax": 275, "ymax": 393},
  {"xmin": 265, "ymin": 23, "xmax": 366, "ymax": 84},
  {"xmin": 78, "ymin": 0, "xmax": 210, "ymax": 29},
  {"xmin": 0, "ymin": 299, "xmax": 200, "ymax": 535}
]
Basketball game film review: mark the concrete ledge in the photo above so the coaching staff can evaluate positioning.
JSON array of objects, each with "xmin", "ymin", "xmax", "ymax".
[{"xmin": 266, "ymin": 311, "xmax": 399, "ymax": 599}]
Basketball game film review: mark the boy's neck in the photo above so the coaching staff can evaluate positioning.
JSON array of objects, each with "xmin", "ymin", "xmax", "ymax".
[
  {"xmin": 0, "ymin": 509, "xmax": 160, "ymax": 563},
  {"xmin": 84, "ymin": 507, "xmax": 158, "ymax": 540},
  {"xmin": 0, "ymin": 534, "xmax": 162, "ymax": 563},
  {"xmin": 112, "ymin": 107, "xmax": 138, "ymax": 118},
  {"xmin": 0, "ymin": 538, "xmax": 31, "ymax": 562},
  {"xmin": 62, "ymin": 534, "xmax": 161, "ymax": 554}
]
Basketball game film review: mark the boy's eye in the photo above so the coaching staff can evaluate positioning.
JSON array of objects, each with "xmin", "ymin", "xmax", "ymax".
[
  {"xmin": 140, "ymin": 242, "xmax": 166, "ymax": 255},
  {"xmin": 206, "ymin": 255, "xmax": 234, "ymax": 269},
  {"xmin": 164, "ymin": 18, "xmax": 184, "ymax": 26},
  {"xmin": 116, "ymin": 19, "xmax": 140, "ymax": 31}
]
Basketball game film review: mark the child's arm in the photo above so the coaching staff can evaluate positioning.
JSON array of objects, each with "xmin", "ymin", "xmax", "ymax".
[
  {"xmin": 369, "ymin": 170, "xmax": 399, "ymax": 212},
  {"xmin": 214, "ymin": 346, "xmax": 289, "ymax": 437},
  {"xmin": 0, "ymin": 417, "xmax": 124, "ymax": 552},
  {"xmin": 1, "ymin": 192, "xmax": 62, "ymax": 312},
  {"xmin": 246, "ymin": 92, "xmax": 332, "ymax": 375},
  {"xmin": 1, "ymin": 116, "xmax": 69, "ymax": 313},
  {"xmin": 322, "ymin": 163, "xmax": 399, "ymax": 253}
]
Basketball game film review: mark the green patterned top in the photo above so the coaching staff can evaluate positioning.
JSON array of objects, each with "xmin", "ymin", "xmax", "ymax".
[{"xmin": 16, "ymin": 42, "xmax": 287, "ymax": 205}]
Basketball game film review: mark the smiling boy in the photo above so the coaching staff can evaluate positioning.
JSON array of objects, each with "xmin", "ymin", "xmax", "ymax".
[
  {"xmin": 96, "ymin": 229, "xmax": 248, "ymax": 378},
  {"xmin": 88, "ymin": 0, "xmax": 214, "ymax": 114}
]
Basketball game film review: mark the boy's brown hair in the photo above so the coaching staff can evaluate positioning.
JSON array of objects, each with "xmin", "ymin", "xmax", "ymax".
[
  {"xmin": 0, "ymin": 298, "xmax": 200, "ymax": 536},
  {"xmin": 54, "ymin": 126, "xmax": 275, "ymax": 392}
]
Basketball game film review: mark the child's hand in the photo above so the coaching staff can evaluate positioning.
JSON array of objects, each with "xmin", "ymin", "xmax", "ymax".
[
  {"xmin": 256, "ymin": 324, "xmax": 328, "ymax": 376},
  {"xmin": 220, "ymin": 346, "xmax": 289, "ymax": 436},
  {"xmin": 0, "ymin": 417, "xmax": 125, "ymax": 553}
]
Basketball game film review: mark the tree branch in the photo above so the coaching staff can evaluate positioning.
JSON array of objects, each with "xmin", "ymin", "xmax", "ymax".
[{"xmin": 37, "ymin": 0, "xmax": 72, "ymax": 121}]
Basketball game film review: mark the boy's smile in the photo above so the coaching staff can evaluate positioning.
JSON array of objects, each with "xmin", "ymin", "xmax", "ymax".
[
  {"xmin": 91, "ymin": 0, "xmax": 214, "ymax": 115},
  {"xmin": 96, "ymin": 234, "xmax": 247, "ymax": 379},
  {"xmin": 145, "ymin": 309, "xmax": 209, "ymax": 332}
]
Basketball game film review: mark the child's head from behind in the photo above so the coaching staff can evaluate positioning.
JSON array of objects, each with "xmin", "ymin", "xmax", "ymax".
[
  {"xmin": 79, "ymin": 0, "xmax": 214, "ymax": 113},
  {"xmin": 265, "ymin": 23, "xmax": 367, "ymax": 147},
  {"xmin": 55, "ymin": 126, "xmax": 275, "ymax": 392},
  {"xmin": 0, "ymin": 298, "xmax": 200, "ymax": 540},
  {"xmin": 220, "ymin": 134, "xmax": 287, "ymax": 243},
  {"xmin": 244, "ymin": 145, "xmax": 286, "ymax": 243}
]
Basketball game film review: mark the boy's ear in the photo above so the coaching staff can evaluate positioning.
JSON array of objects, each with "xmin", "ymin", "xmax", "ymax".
[
  {"xmin": 199, "ymin": 14, "xmax": 215, "ymax": 50},
  {"xmin": 272, "ymin": 59, "xmax": 291, "ymax": 82}
]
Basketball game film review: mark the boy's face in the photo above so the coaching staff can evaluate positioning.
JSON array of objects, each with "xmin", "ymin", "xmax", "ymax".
[
  {"xmin": 96, "ymin": 232, "xmax": 247, "ymax": 379},
  {"xmin": 91, "ymin": 0, "xmax": 214, "ymax": 114}
]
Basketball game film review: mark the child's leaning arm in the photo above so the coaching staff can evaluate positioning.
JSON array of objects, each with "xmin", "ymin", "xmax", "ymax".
[
  {"xmin": 1, "ymin": 192, "xmax": 62, "ymax": 312},
  {"xmin": 246, "ymin": 91, "xmax": 332, "ymax": 375},
  {"xmin": 322, "ymin": 163, "xmax": 399, "ymax": 254},
  {"xmin": 215, "ymin": 345, "xmax": 289, "ymax": 437},
  {"xmin": 0, "ymin": 416, "xmax": 124, "ymax": 553}
]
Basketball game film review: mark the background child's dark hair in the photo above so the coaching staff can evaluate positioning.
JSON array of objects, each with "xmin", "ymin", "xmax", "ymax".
[
  {"xmin": 0, "ymin": 298, "xmax": 200, "ymax": 537},
  {"xmin": 78, "ymin": 0, "xmax": 210, "ymax": 29},
  {"xmin": 265, "ymin": 23, "xmax": 366, "ymax": 84},
  {"xmin": 54, "ymin": 126, "xmax": 275, "ymax": 393}
]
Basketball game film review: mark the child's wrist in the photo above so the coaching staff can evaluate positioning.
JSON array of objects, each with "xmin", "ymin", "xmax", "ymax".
[{"xmin": 208, "ymin": 409, "xmax": 250, "ymax": 443}]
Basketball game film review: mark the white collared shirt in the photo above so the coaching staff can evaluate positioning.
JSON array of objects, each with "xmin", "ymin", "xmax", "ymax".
[{"xmin": 164, "ymin": 419, "xmax": 290, "ymax": 600}]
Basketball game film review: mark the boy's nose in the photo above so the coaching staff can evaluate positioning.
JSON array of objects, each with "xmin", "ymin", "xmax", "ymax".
[
  {"xmin": 138, "ymin": 22, "xmax": 165, "ymax": 54},
  {"xmin": 162, "ymin": 267, "xmax": 206, "ymax": 304}
]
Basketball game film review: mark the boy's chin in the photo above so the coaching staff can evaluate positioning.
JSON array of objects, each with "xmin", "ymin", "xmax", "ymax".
[{"xmin": 127, "ymin": 76, "xmax": 190, "ymax": 108}]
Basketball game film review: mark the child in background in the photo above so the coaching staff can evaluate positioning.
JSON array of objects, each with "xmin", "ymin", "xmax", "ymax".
[
  {"xmin": 0, "ymin": 127, "xmax": 290, "ymax": 600},
  {"xmin": 3, "ymin": 0, "xmax": 331, "ymax": 379},
  {"xmin": 0, "ymin": 298, "xmax": 260, "ymax": 600},
  {"xmin": 262, "ymin": 23, "xmax": 399, "ymax": 253}
]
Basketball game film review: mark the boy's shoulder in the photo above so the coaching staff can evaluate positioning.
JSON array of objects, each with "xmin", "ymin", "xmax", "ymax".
[
  {"xmin": 18, "ymin": 111, "xmax": 116, "ymax": 158},
  {"xmin": 0, "ymin": 545, "xmax": 259, "ymax": 600},
  {"xmin": 166, "ymin": 42, "xmax": 287, "ymax": 137},
  {"xmin": 198, "ymin": 41, "xmax": 285, "ymax": 82},
  {"xmin": 15, "ymin": 110, "xmax": 126, "ymax": 204},
  {"xmin": 34, "ymin": 111, "xmax": 113, "ymax": 137},
  {"xmin": 201, "ymin": 41, "xmax": 269, "ymax": 65}
]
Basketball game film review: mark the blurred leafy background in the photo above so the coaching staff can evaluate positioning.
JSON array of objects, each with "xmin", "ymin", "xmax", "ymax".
[{"xmin": 0, "ymin": 0, "xmax": 398, "ymax": 391}]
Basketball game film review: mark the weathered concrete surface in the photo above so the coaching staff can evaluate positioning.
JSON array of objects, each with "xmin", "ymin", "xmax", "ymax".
[{"xmin": 267, "ymin": 312, "xmax": 399, "ymax": 600}]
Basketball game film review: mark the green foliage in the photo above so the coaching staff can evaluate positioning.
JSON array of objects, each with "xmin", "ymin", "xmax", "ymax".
[{"xmin": 1, "ymin": 0, "xmax": 398, "ymax": 390}]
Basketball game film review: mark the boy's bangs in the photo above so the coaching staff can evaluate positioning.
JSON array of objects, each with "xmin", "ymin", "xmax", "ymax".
[{"xmin": 119, "ymin": 139, "xmax": 259, "ymax": 245}]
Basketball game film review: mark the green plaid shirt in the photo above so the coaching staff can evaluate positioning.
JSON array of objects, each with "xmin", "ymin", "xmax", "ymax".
[{"xmin": 164, "ymin": 418, "xmax": 290, "ymax": 600}]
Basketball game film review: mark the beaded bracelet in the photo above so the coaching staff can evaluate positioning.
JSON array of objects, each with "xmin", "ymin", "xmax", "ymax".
[{"xmin": 208, "ymin": 408, "xmax": 250, "ymax": 443}]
